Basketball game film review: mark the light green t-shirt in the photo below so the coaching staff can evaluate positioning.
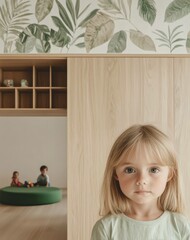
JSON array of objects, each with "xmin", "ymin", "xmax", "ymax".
[{"xmin": 91, "ymin": 211, "xmax": 190, "ymax": 240}]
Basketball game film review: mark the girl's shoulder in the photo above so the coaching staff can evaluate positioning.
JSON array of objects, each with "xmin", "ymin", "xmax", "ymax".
[
  {"xmin": 92, "ymin": 213, "xmax": 131, "ymax": 234},
  {"xmin": 91, "ymin": 212, "xmax": 190, "ymax": 239},
  {"xmin": 92, "ymin": 211, "xmax": 190, "ymax": 232},
  {"xmin": 91, "ymin": 214, "xmax": 124, "ymax": 239},
  {"xmin": 164, "ymin": 211, "xmax": 190, "ymax": 238},
  {"xmin": 94, "ymin": 213, "xmax": 124, "ymax": 225},
  {"xmin": 168, "ymin": 211, "xmax": 189, "ymax": 221},
  {"xmin": 168, "ymin": 211, "xmax": 190, "ymax": 229},
  {"xmin": 92, "ymin": 214, "xmax": 123, "ymax": 228}
]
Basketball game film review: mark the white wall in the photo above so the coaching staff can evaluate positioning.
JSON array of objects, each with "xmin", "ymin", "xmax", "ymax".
[{"xmin": 0, "ymin": 117, "xmax": 67, "ymax": 188}]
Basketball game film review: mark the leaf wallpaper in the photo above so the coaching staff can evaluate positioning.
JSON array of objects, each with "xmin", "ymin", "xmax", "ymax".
[{"xmin": 0, "ymin": 0, "xmax": 190, "ymax": 54}]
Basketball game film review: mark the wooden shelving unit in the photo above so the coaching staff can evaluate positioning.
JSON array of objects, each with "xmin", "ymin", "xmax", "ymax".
[{"xmin": 0, "ymin": 57, "xmax": 67, "ymax": 116}]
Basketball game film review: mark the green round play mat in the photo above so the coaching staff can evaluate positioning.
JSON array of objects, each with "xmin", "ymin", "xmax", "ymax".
[{"xmin": 0, "ymin": 186, "xmax": 62, "ymax": 206}]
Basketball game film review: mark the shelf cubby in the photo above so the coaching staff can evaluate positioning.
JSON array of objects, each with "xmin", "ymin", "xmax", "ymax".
[
  {"xmin": 52, "ymin": 89, "xmax": 67, "ymax": 109},
  {"xmin": 0, "ymin": 67, "xmax": 33, "ymax": 87},
  {"xmin": 35, "ymin": 67, "xmax": 50, "ymax": 87},
  {"xmin": 35, "ymin": 89, "xmax": 50, "ymax": 108},
  {"xmin": 0, "ymin": 89, "xmax": 15, "ymax": 108},
  {"xmin": 0, "ymin": 57, "xmax": 67, "ymax": 116},
  {"xmin": 52, "ymin": 66, "xmax": 67, "ymax": 87},
  {"xmin": 18, "ymin": 89, "xmax": 33, "ymax": 108}
]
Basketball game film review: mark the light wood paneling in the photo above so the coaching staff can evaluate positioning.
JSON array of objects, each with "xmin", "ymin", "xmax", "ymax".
[
  {"xmin": 174, "ymin": 58, "xmax": 190, "ymax": 216},
  {"xmin": 68, "ymin": 57, "xmax": 174, "ymax": 240},
  {"xmin": 0, "ymin": 190, "xmax": 67, "ymax": 240}
]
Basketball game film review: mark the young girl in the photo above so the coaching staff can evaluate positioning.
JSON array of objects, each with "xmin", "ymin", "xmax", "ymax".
[
  {"xmin": 91, "ymin": 124, "xmax": 190, "ymax": 239},
  {"xmin": 11, "ymin": 171, "xmax": 33, "ymax": 187},
  {"xmin": 11, "ymin": 171, "xmax": 23, "ymax": 187}
]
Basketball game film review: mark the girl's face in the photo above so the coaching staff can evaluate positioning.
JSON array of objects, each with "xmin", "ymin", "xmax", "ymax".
[{"xmin": 115, "ymin": 145, "xmax": 171, "ymax": 210}]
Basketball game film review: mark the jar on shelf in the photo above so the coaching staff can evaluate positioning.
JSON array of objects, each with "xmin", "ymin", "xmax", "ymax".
[
  {"xmin": 20, "ymin": 79, "xmax": 28, "ymax": 87},
  {"xmin": 3, "ymin": 79, "xmax": 14, "ymax": 87}
]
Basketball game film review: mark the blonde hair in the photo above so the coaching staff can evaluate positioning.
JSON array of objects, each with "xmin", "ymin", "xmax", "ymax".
[{"xmin": 100, "ymin": 124, "xmax": 184, "ymax": 216}]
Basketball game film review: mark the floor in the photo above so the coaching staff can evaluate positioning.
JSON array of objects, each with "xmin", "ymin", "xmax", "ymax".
[{"xmin": 0, "ymin": 189, "xmax": 67, "ymax": 240}]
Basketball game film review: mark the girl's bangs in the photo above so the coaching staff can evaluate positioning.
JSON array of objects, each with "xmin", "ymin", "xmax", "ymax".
[{"xmin": 118, "ymin": 137, "xmax": 174, "ymax": 166}]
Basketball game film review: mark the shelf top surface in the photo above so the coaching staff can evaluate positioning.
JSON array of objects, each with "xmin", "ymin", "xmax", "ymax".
[{"xmin": 0, "ymin": 57, "xmax": 67, "ymax": 68}]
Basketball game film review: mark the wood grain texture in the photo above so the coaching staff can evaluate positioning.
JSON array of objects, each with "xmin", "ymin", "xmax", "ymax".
[
  {"xmin": 174, "ymin": 58, "xmax": 190, "ymax": 216},
  {"xmin": 0, "ymin": 190, "xmax": 67, "ymax": 240},
  {"xmin": 68, "ymin": 57, "xmax": 174, "ymax": 240}
]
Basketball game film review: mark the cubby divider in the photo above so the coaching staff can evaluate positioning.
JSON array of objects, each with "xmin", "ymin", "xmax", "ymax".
[{"xmin": 0, "ymin": 58, "xmax": 67, "ymax": 116}]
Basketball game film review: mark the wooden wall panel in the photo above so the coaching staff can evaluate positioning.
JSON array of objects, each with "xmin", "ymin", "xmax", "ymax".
[
  {"xmin": 174, "ymin": 58, "xmax": 190, "ymax": 216},
  {"xmin": 142, "ymin": 58, "xmax": 174, "ymax": 136},
  {"xmin": 68, "ymin": 57, "xmax": 173, "ymax": 240}
]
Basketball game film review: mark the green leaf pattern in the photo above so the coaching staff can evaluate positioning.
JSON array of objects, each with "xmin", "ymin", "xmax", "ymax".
[
  {"xmin": 66, "ymin": 0, "xmax": 76, "ymax": 25},
  {"xmin": 16, "ymin": 24, "xmax": 51, "ymax": 53},
  {"xmin": 154, "ymin": 25, "xmax": 185, "ymax": 53},
  {"xmin": 186, "ymin": 31, "xmax": 190, "ymax": 53},
  {"xmin": 0, "ymin": 0, "xmax": 189, "ymax": 53},
  {"xmin": 0, "ymin": 0, "xmax": 32, "ymax": 53},
  {"xmin": 165, "ymin": 0, "xmax": 190, "ymax": 23},
  {"xmin": 130, "ymin": 30, "xmax": 156, "ymax": 51},
  {"xmin": 98, "ymin": 0, "xmax": 127, "ymax": 18},
  {"xmin": 107, "ymin": 30, "xmax": 127, "ymax": 53},
  {"xmin": 138, "ymin": 0, "xmax": 156, "ymax": 25},
  {"xmin": 35, "ymin": 0, "xmax": 54, "ymax": 23},
  {"xmin": 85, "ymin": 13, "xmax": 114, "ymax": 52}
]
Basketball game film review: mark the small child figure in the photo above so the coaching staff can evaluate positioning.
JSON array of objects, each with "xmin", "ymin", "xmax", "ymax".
[
  {"xmin": 91, "ymin": 124, "xmax": 190, "ymax": 239},
  {"xmin": 35, "ymin": 165, "xmax": 50, "ymax": 187},
  {"xmin": 11, "ymin": 171, "xmax": 23, "ymax": 187}
]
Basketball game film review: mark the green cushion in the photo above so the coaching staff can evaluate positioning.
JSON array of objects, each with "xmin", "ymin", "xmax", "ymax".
[{"xmin": 0, "ymin": 186, "xmax": 62, "ymax": 206}]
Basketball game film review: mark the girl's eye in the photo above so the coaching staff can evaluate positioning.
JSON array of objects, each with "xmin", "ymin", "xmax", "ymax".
[
  {"xmin": 150, "ymin": 167, "xmax": 160, "ymax": 173},
  {"xmin": 124, "ymin": 167, "xmax": 136, "ymax": 174}
]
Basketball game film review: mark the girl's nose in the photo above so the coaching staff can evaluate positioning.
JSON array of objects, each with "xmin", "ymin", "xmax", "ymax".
[
  {"xmin": 136, "ymin": 181, "xmax": 147, "ymax": 186},
  {"xmin": 136, "ymin": 172, "xmax": 148, "ymax": 186}
]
